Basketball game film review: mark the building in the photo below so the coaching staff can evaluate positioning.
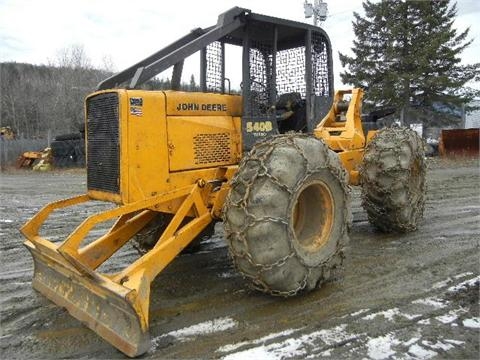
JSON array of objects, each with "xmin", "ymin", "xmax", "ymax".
[{"xmin": 465, "ymin": 100, "xmax": 480, "ymax": 128}]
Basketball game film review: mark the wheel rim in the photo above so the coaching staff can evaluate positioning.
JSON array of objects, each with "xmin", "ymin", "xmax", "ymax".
[{"xmin": 292, "ymin": 180, "xmax": 334, "ymax": 253}]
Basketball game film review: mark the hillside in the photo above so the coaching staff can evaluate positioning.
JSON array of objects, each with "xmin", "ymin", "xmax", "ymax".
[{"xmin": 0, "ymin": 62, "xmax": 182, "ymax": 139}]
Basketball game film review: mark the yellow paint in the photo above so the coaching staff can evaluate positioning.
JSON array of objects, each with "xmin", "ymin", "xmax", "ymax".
[
  {"xmin": 314, "ymin": 88, "xmax": 367, "ymax": 185},
  {"xmin": 366, "ymin": 130, "xmax": 378, "ymax": 144},
  {"xmin": 314, "ymin": 88, "xmax": 365, "ymax": 153},
  {"xmin": 337, "ymin": 149, "xmax": 364, "ymax": 185}
]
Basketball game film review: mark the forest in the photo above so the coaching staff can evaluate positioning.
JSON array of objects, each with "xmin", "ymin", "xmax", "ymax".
[
  {"xmin": 0, "ymin": 46, "xmax": 196, "ymax": 139},
  {"xmin": 1, "ymin": 62, "xmax": 108, "ymax": 139}
]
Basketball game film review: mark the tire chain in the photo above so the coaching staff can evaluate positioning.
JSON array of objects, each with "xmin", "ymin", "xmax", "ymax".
[
  {"xmin": 360, "ymin": 127, "xmax": 426, "ymax": 232},
  {"xmin": 223, "ymin": 134, "xmax": 351, "ymax": 297}
]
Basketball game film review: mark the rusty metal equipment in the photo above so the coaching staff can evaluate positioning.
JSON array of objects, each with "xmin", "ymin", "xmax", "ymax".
[
  {"xmin": 16, "ymin": 148, "xmax": 52, "ymax": 169},
  {"xmin": 21, "ymin": 7, "xmax": 426, "ymax": 357},
  {"xmin": 16, "ymin": 151, "xmax": 43, "ymax": 168},
  {"xmin": 439, "ymin": 128, "xmax": 480, "ymax": 157}
]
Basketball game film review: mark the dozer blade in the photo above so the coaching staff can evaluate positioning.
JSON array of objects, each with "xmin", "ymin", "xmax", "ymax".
[
  {"xmin": 25, "ymin": 239, "xmax": 150, "ymax": 357},
  {"xmin": 21, "ymin": 185, "xmax": 213, "ymax": 356}
]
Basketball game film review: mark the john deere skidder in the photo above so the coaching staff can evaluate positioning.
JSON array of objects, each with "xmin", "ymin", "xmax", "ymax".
[{"xmin": 21, "ymin": 7, "xmax": 426, "ymax": 357}]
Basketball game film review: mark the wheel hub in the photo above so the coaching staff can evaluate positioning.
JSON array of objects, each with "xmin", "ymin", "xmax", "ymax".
[{"xmin": 292, "ymin": 180, "xmax": 334, "ymax": 253}]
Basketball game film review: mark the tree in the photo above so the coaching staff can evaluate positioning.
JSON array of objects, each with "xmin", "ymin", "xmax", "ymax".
[
  {"xmin": 53, "ymin": 44, "xmax": 92, "ymax": 70},
  {"xmin": 339, "ymin": 0, "xmax": 480, "ymax": 127},
  {"xmin": 0, "ymin": 45, "xmax": 112, "ymax": 138},
  {"xmin": 48, "ymin": 44, "xmax": 99, "ymax": 133}
]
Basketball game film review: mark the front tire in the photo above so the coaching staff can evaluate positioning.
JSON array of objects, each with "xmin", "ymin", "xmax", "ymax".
[{"xmin": 223, "ymin": 135, "xmax": 350, "ymax": 296}]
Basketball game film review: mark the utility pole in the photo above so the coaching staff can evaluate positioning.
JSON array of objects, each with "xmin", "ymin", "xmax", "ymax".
[{"xmin": 304, "ymin": 0, "xmax": 328, "ymax": 27}]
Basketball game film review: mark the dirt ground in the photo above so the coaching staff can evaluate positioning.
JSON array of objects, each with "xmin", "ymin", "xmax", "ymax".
[{"xmin": 0, "ymin": 157, "xmax": 479, "ymax": 359}]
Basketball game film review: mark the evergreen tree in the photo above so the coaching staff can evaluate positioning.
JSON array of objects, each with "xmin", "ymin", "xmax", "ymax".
[{"xmin": 339, "ymin": 0, "xmax": 479, "ymax": 127}]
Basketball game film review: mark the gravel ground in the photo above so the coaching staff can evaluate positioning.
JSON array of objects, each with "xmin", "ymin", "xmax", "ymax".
[{"xmin": 0, "ymin": 157, "xmax": 479, "ymax": 359}]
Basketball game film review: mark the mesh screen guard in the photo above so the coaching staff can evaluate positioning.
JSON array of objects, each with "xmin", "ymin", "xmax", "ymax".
[
  {"xmin": 205, "ymin": 41, "xmax": 224, "ymax": 93},
  {"xmin": 311, "ymin": 32, "xmax": 331, "ymax": 97},
  {"xmin": 242, "ymin": 26, "xmax": 332, "ymax": 118},
  {"xmin": 86, "ymin": 93, "xmax": 120, "ymax": 194}
]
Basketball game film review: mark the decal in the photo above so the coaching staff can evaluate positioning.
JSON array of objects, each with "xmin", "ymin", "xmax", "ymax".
[
  {"xmin": 130, "ymin": 107, "xmax": 143, "ymax": 116},
  {"xmin": 176, "ymin": 103, "xmax": 227, "ymax": 112},
  {"xmin": 245, "ymin": 121, "xmax": 273, "ymax": 133},
  {"xmin": 130, "ymin": 97, "xmax": 143, "ymax": 106}
]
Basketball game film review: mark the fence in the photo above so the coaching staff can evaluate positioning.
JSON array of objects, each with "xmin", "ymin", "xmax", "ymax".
[{"xmin": 0, "ymin": 138, "xmax": 49, "ymax": 170}]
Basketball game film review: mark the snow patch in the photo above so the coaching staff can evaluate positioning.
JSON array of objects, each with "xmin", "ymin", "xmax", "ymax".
[
  {"xmin": 348, "ymin": 309, "xmax": 370, "ymax": 317},
  {"xmin": 462, "ymin": 317, "xmax": 480, "ymax": 328},
  {"xmin": 222, "ymin": 337, "xmax": 307, "ymax": 360},
  {"xmin": 361, "ymin": 308, "xmax": 420, "ymax": 321},
  {"xmin": 435, "ymin": 314, "xmax": 458, "ymax": 324},
  {"xmin": 403, "ymin": 337, "xmax": 420, "ymax": 346},
  {"xmin": 222, "ymin": 345, "xmax": 279, "ymax": 360},
  {"xmin": 444, "ymin": 339, "xmax": 465, "ymax": 345},
  {"xmin": 168, "ymin": 317, "xmax": 237, "ymax": 339},
  {"xmin": 318, "ymin": 348, "xmax": 332, "ymax": 357},
  {"xmin": 435, "ymin": 308, "xmax": 467, "ymax": 324},
  {"xmin": 316, "ymin": 324, "xmax": 351, "ymax": 345},
  {"xmin": 362, "ymin": 308, "xmax": 401, "ymax": 321},
  {"xmin": 366, "ymin": 333, "xmax": 400, "ymax": 360},
  {"xmin": 408, "ymin": 344, "xmax": 437, "ymax": 359},
  {"xmin": 454, "ymin": 272, "xmax": 474, "ymax": 279},
  {"xmin": 448, "ymin": 275, "xmax": 480, "ymax": 293},
  {"xmin": 412, "ymin": 297, "xmax": 447, "ymax": 309},
  {"xmin": 403, "ymin": 312, "xmax": 422, "ymax": 320},
  {"xmin": 422, "ymin": 340, "xmax": 454, "ymax": 351},
  {"xmin": 0, "ymin": 219, "xmax": 13, "ymax": 223},
  {"xmin": 222, "ymin": 324, "xmax": 362, "ymax": 360},
  {"xmin": 432, "ymin": 278, "xmax": 452, "ymax": 289},
  {"xmin": 218, "ymin": 328, "xmax": 298, "ymax": 353},
  {"xmin": 152, "ymin": 317, "xmax": 237, "ymax": 348}
]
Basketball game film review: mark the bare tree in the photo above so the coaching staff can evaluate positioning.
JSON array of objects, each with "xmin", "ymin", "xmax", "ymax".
[{"xmin": 52, "ymin": 44, "xmax": 93, "ymax": 70}]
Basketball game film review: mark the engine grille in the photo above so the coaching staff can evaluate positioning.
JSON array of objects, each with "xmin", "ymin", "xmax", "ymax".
[
  {"xmin": 86, "ymin": 93, "xmax": 120, "ymax": 194},
  {"xmin": 193, "ymin": 133, "xmax": 231, "ymax": 165}
]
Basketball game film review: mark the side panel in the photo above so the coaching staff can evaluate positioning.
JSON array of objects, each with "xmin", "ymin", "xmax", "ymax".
[
  {"xmin": 126, "ymin": 91, "xmax": 169, "ymax": 203},
  {"xmin": 167, "ymin": 116, "xmax": 241, "ymax": 172},
  {"xmin": 86, "ymin": 90, "xmax": 242, "ymax": 206}
]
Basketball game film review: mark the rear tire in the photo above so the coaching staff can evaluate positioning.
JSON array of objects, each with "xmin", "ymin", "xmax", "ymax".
[
  {"xmin": 360, "ymin": 127, "xmax": 426, "ymax": 232},
  {"xmin": 223, "ymin": 134, "xmax": 350, "ymax": 296}
]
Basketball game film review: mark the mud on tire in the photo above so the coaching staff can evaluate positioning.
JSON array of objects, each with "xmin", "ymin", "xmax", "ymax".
[
  {"xmin": 360, "ymin": 127, "xmax": 426, "ymax": 232},
  {"xmin": 223, "ymin": 134, "xmax": 350, "ymax": 297}
]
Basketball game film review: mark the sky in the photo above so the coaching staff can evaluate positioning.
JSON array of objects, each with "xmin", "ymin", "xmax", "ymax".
[{"xmin": 1, "ymin": 0, "xmax": 479, "ymax": 90}]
